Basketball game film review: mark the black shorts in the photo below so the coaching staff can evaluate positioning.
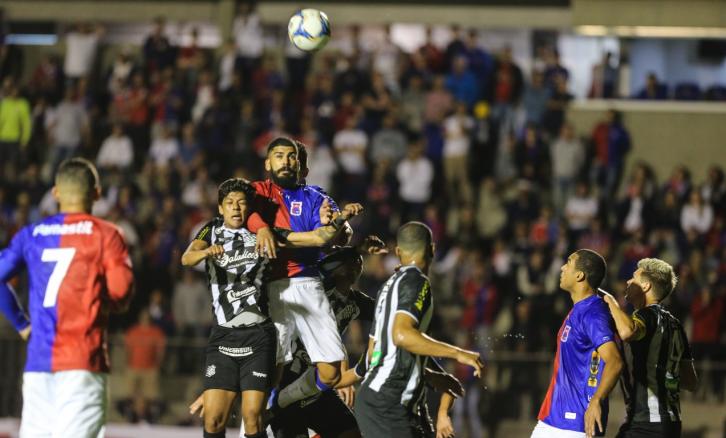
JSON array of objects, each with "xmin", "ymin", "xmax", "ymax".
[
  {"xmin": 616, "ymin": 421, "xmax": 682, "ymax": 438},
  {"xmin": 354, "ymin": 386, "xmax": 430, "ymax": 438},
  {"xmin": 203, "ymin": 320, "xmax": 276, "ymax": 393},
  {"xmin": 271, "ymin": 390, "xmax": 358, "ymax": 438}
]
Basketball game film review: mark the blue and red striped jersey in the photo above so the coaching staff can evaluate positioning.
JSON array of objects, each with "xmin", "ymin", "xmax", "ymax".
[
  {"xmin": 0, "ymin": 213, "xmax": 133, "ymax": 373},
  {"xmin": 538, "ymin": 294, "xmax": 615, "ymax": 434},
  {"xmin": 247, "ymin": 180, "xmax": 338, "ymax": 280}
]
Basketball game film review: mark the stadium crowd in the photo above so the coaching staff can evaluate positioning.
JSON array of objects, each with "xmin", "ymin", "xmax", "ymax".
[{"xmin": 0, "ymin": 5, "xmax": 725, "ymax": 431}]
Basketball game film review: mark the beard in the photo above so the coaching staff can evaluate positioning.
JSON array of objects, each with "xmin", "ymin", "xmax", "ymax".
[{"xmin": 270, "ymin": 168, "xmax": 298, "ymax": 188}]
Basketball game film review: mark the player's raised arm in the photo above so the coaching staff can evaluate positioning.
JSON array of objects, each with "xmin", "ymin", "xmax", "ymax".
[
  {"xmin": 272, "ymin": 202, "xmax": 364, "ymax": 248},
  {"xmin": 0, "ymin": 231, "xmax": 31, "ymax": 336},
  {"xmin": 103, "ymin": 227, "xmax": 134, "ymax": 312},
  {"xmin": 181, "ymin": 221, "xmax": 224, "ymax": 266}
]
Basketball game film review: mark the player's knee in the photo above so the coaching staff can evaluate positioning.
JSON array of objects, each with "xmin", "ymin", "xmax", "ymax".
[
  {"xmin": 204, "ymin": 413, "xmax": 227, "ymax": 433},
  {"xmin": 317, "ymin": 366, "xmax": 341, "ymax": 386},
  {"xmin": 241, "ymin": 404, "xmax": 262, "ymax": 431}
]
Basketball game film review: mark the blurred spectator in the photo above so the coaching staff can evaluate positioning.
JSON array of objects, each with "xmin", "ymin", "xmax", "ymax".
[
  {"xmin": 565, "ymin": 182, "xmax": 598, "ymax": 238},
  {"xmin": 401, "ymin": 74, "xmax": 426, "ymax": 133},
  {"xmin": 124, "ymin": 309, "xmax": 166, "ymax": 406},
  {"xmin": 29, "ymin": 54, "xmax": 63, "ymax": 102},
  {"xmin": 181, "ymin": 167, "xmax": 215, "ymax": 208},
  {"xmin": 550, "ymin": 122, "xmax": 584, "ymax": 213},
  {"xmin": 63, "ymin": 22, "xmax": 103, "ymax": 81},
  {"xmin": 635, "ymin": 72, "xmax": 668, "ymax": 100},
  {"xmin": 446, "ymin": 56, "xmax": 478, "ymax": 108},
  {"xmin": 419, "ymin": 26, "xmax": 445, "ymax": 73},
  {"xmin": 149, "ymin": 123, "xmax": 180, "ymax": 169},
  {"xmin": 681, "ymin": 189, "xmax": 714, "ymax": 236},
  {"xmin": 443, "ymin": 101, "xmax": 474, "ymax": 204},
  {"xmin": 46, "ymin": 87, "xmax": 89, "ymax": 173},
  {"xmin": 373, "ymin": 24, "xmax": 402, "ymax": 91},
  {"xmin": 522, "ymin": 70, "xmax": 550, "ymax": 127},
  {"xmin": 475, "ymin": 177, "xmax": 507, "ymax": 239},
  {"xmin": 333, "ymin": 113, "xmax": 368, "ymax": 200},
  {"xmin": 515, "ymin": 124, "xmax": 549, "ymax": 186},
  {"xmin": 97, "ymin": 123, "xmax": 134, "ymax": 171},
  {"xmin": 424, "ymin": 75, "xmax": 453, "ymax": 125},
  {"xmin": 172, "ymin": 269, "xmax": 212, "ymax": 373},
  {"xmin": 396, "ymin": 138, "xmax": 434, "ymax": 222},
  {"xmin": 617, "ymin": 182, "xmax": 653, "ymax": 237},
  {"xmin": 542, "ymin": 47, "xmax": 569, "ymax": 90},
  {"xmin": 590, "ymin": 109, "xmax": 631, "ymax": 199},
  {"xmin": 233, "ymin": 2, "xmax": 264, "ymax": 85},
  {"xmin": 107, "ymin": 47, "xmax": 135, "ymax": 95},
  {"xmin": 690, "ymin": 285, "xmax": 725, "ymax": 400},
  {"xmin": 490, "ymin": 46, "xmax": 523, "ymax": 131},
  {"xmin": 541, "ymin": 74, "xmax": 572, "ymax": 139},
  {"xmin": 0, "ymin": 79, "xmax": 31, "ymax": 178},
  {"xmin": 444, "ymin": 25, "xmax": 466, "ymax": 72},
  {"xmin": 371, "ymin": 112, "xmax": 407, "ymax": 163},
  {"xmin": 143, "ymin": 16, "xmax": 175, "ymax": 75},
  {"xmin": 589, "ymin": 51, "xmax": 618, "ymax": 98},
  {"xmin": 218, "ymin": 38, "xmax": 237, "ymax": 92}
]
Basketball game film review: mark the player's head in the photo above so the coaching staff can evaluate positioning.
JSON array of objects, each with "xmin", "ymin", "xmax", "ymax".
[
  {"xmin": 395, "ymin": 222, "xmax": 435, "ymax": 266},
  {"xmin": 53, "ymin": 158, "xmax": 101, "ymax": 212},
  {"xmin": 626, "ymin": 258, "xmax": 677, "ymax": 306},
  {"xmin": 560, "ymin": 249, "xmax": 606, "ymax": 293},
  {"xmin": 217, "ymin": 178, "xmax": 255, "ymax": 229},
  {"xmin": 265, "ymin": 137, "xmax": 299, "ymax": 188},
  {"xmin": 294, "ymin": 140, "xmax": 310, "ymax": 183},
  {"xmin": 319, "ymin": 246, "xmax": 363, "ymax": 289}
]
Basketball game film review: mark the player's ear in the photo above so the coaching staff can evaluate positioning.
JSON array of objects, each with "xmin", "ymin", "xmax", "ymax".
[
  {"xmin": 395, "ymin": 246, "xmax": 402, "ymax": 259},
  {"xmin": 218, "ymin": 204, "xmax": 224, "ymax": 216},
  {"xmin": 641, "ymin": 280, "xmax": 652, "ymax": 294},
  {"xmin": 264, "ymin": 158, "xmax": 272, "ymax": 172},
  {"xmin": 93, "ymin": 186, "xmax": 101, "ymax": 201},
  {"xmin": 51, "ymin": 186, "xmax": 59, "ymax": 201},
  {"xmin": 575, "ymin": 270, "xmax": 585, "ymax": 283}
]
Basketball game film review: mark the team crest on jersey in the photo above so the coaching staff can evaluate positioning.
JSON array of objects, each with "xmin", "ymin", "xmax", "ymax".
[
  {"xmin": 561, "ymin": 325, "xmax": 571, "ymax": 342},
  {"xmin": 290, "ymin": 201, "xmax": 303, "ymax": 216},
  {"xmin": 206, "ymin": 365, "xmax": 216, "ymax": 377}
]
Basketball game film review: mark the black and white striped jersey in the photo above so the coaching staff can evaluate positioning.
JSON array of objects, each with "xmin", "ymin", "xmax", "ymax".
[
  {"xmin": 194, "ymin": 218, "xmax": 269, "ymax": 327},
  {"xmin": 621, "ymin": 304, "xmax": 693, "ymax": 423},
  {"xmin": 361, "ymin": 265, "xmax": 434, "ymax": 412}
]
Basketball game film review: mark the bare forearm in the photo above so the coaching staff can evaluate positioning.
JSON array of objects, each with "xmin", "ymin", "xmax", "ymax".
[
  {"xmin": 438, "ymin": 392, "xmax": 455, "ymax": 417},
  {"xmin": 593, "ymin": 356, "xmax": 622, "ymax": 401},
  {"xmin": 395, "ymin": 327, "xmax": 461, "ymax": 360},
  {"xmin": 607, "ymin": 302, "xmax": 637, "ymax": 340},
  {"xmin": 181, "ymin": 250, "xmax": 208, "ymax": 266}
]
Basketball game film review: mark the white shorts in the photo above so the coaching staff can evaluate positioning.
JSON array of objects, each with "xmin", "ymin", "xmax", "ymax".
[
  {"xmin": 20, "ymin": 370, "xmax": 107, "ymax": 438},
  {"xmin": 268, "ymin": 276, "xmax": 345, "ymax": 364},
  {"xmin": 530, "ymin": 421, "xmax": 586, "ymax": 438}
]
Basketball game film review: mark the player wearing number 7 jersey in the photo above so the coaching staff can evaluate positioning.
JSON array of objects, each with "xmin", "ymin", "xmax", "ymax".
[{"xmin": 0, "ymin": 158, "xmax": 134, "ymax": 438}]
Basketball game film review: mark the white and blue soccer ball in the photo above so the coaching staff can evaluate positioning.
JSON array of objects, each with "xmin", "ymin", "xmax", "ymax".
[{"xmin": 288, "ymin": 8, "xmax": 331, "ymax": 52}]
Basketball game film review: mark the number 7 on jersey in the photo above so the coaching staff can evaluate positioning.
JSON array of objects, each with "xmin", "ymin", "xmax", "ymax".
[{"xmin": 41, "ymin": 248, "xmax": 76, "ymax": 307}]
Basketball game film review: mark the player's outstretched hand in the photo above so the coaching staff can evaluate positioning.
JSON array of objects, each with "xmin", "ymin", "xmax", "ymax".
[
  {"xmin": 189, "ymin": 393, "xmax": 204, "ymax": 418},
  {"xmin": 358, "ymin": 235, "xmax": 388, "ymax": 255},
  {"xmin": 256, "ymin": 227, "xmax": 277, "ymax": 259},
  {"xmin": 455, "ymin": 349, "xmax": 485, "ymax": 378},
  {"xmin": 205, "ymin": 245, "xmax": 225, "ymax": 258},
  {"xmin": 584, "ymin": 398, "xmax": 603, "ymax": 438},
  {"xmin": 340, "ymin": 203, "xmax": 364, "ymax": 220},
  {"xmin": 425, "ymin": 368, "xmax": 464, "ymax": 398},
  {"xmin": 599, "ymin": 288, "xmax": 619, "ymax": 309},
  {"xmin": 336, "ymin": 386, "xmax": 355, "ymax": 408},
  {"xmin": 436, "ymin": 413, "xmax": 455, "ymax": 438},
  {"xmin": 19, "ymin": 325, "xmax": 31, "ymax": 341}
]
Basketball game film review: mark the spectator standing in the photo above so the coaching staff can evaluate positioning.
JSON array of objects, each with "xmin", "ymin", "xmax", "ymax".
[
  {"xmin": 124, "ymin": 309, "xmax": 166, "ymax": 406},
  {"xmin": 143, "ymin": 17, "xmax": 175, "ymax": 76},
  {"xmin": 332, "ymin": 114, "xmax": 368, "ymax": 201},
  {"xmin": 396, "ymin": 138, "xmax": 434, "ymax": 222},
  {"xmin": 443, "ymin": 101, "xmax": 474, "ymax": 205},
  {"xmin": 46, "ymin": 87, "xmax": 89, "ymax": 173},
  {"xmin": 370, "ymin": 112, "xmax": 407, "ymax": 164},
  {"xmin": 64, "ymin": 22, "xmax": 103, "ymax": 81},
  {"xmin": 551, "ymin": 122, "xmax": 584, "ymax": 213},
  {"xmin": 522, "ymin": 70, "xmax": 550, "ymax": 127},
  {"xmin": 0, "ymin": 80, "xmax": 31, "ymax": 178},
  {"xmin": 96, "ymin": 123, "xmax": 134, "ymax": 171}
]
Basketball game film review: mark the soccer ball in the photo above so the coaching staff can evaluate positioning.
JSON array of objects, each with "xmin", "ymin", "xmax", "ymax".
[{"xmin": 288, "ymin": 9, "xmax": 331, "ymax": 52}]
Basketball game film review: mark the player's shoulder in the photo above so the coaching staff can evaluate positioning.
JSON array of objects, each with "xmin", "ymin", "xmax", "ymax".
[
  {"xmin": 397, "ymin": 266, "xmax": 430, "ymax": 291},
  {"xmin": 351, "ymin": 288, "xmax": 375, "ymax": 306}
]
